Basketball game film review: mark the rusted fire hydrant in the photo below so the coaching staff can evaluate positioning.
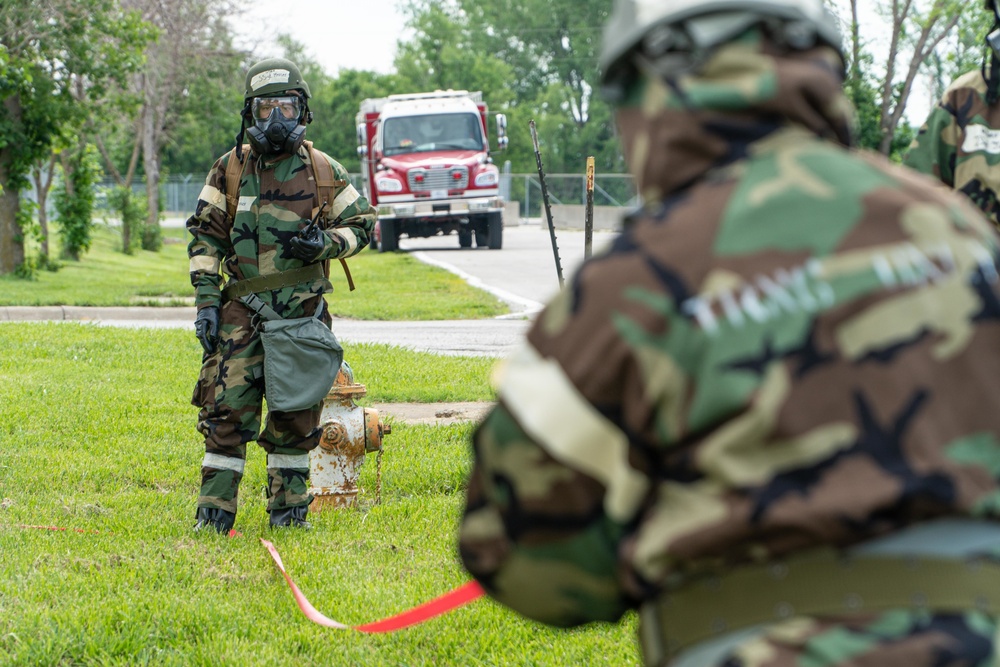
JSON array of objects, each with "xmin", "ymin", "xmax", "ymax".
[{"xmin": 308, "ymin": 361, "xmax": 390, "ymax": 510}]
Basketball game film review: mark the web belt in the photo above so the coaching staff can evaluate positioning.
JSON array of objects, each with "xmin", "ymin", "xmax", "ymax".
[
  {"xmin": 640, "ymin": 525, "xmax": 1000, "ymax": 666},
  {"xmin": 221, "ymin": 264, "xmax": 325, "ymax": 300}
]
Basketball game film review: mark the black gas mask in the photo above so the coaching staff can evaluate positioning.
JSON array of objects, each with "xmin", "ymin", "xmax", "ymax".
[{"xmin": 244, "ymin": 95, "xmax": 310, "ymax": 157}]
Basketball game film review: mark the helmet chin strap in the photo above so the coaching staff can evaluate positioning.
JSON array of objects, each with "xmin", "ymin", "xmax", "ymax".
[{"xmin": 234, "ymin": 99, "xmax": 252, "ymax": 163}]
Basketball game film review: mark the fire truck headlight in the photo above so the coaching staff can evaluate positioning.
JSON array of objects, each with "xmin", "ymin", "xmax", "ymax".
[
  {"xmin": 376, "ymin": 177, "xmax": 403, "ymax": 193},
  {"xmin": 474, "ymin": 170, "xmax": 499, "ymax": 187}
]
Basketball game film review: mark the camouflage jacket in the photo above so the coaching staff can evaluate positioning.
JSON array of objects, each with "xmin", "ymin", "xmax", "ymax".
[
  {"xmin": 186, "ymin": 144, "xmax": 376, "ymax": 315},
  {"xmin": 459, "ymin": 34, "xmax": 1000, "ymax": 634},
  {"xmin": 904, "ymin": 69, "xmax": 1000, "ymax": 226}
]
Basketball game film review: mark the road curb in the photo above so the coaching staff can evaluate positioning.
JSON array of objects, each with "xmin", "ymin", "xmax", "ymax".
[{"xmin": 0, "ymin": 306, "xmax": 197, "ymax": 322}]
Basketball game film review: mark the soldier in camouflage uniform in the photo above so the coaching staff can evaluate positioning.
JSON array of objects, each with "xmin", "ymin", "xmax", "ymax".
[
  {"xmin": 904, "ymin": 0, "xmax": 1000, "ymax": 226},
  {"xmin": 187, "ymin": 58, "xmax": 375, "ymax": 533},
  {"xmin": 459, "ymin": 1, "xmax": 1000, "ymax": 665}
]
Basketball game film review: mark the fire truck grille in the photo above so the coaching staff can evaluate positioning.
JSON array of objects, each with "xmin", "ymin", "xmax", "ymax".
[{"xmin": 408, "ymin": 166, "xmax": 469, "ymax": 192}]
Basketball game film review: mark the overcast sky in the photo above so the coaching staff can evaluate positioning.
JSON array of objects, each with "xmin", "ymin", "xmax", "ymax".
[
  {"xmin": 233, "ymin": 0, "xmax": 409, "ymax": 75},
  {"xmin": 232, "ymin": 0, "xmax": 935, "ymax": 121}
]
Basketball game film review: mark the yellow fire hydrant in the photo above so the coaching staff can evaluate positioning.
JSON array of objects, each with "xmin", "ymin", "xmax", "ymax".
[{"xmin": 308, "ymin": 361, "xmax": 390, "ymax": 510}]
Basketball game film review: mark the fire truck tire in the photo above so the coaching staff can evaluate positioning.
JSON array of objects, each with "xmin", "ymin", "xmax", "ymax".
[
  {"xmin": 458, "ymin": 228, "xmax": 473, "ymax": 248},
  {"xmin": 487, "ymin": 212, "xmax": 503, "ymax": 250},
  {"xmin": 474, "ymin": 229, "xmax": 488, "ymax": 247},
  {"xmin": 378, "ymin": 220, "xmax": 398, "ymax": 252}
]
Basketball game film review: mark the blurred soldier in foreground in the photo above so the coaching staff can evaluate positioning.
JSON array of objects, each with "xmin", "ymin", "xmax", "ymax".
[
  {"xmin": 459, "ymin": 1, "xmax": 1000, "ymax": 664},
  {"xmin": 187, "ymin": 58, "xmax": 375, "ymax": 533},
  {"xmin": 904, "ymin": 0, "xmax": 1000, "ymax": 226}
]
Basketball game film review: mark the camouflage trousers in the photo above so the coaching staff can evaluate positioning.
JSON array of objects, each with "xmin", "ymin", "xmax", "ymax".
[
  {"xmin": 191, "ymin": 297, "xmax": 330, "ymax": 515},
  {"xmin": 665, "ymin": 610, "xmax": 996, "ymax": 667}
]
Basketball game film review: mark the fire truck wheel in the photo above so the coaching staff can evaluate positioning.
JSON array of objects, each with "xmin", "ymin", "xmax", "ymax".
[
  {"xmin": 458, "ymin": 228, "xmax": 473, "ymax": 248},
  {"xmin": 474, "ymin": 229, "xmax": 488, "ymax": 247},
  {"xmin": 378, "ymin": 220, "xmax": 399, "ymax": 252},
  {"xmin": 487, "ymin": 212, "xmax": 503, "ymax": 250}
]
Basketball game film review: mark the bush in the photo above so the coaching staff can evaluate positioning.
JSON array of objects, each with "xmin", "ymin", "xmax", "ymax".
[
  {"xmin": 106, "ymin": 184, "xmax": 147, "ymax": 255},
  {"xmin": 54, "ymin": 144, "xmax": 102, "ymax": 261}
]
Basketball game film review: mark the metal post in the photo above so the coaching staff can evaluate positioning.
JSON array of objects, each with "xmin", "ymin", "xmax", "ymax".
[
  {"xmin": 530, "ymin": 120, "xmax": 564, "ymax": 288},
  {"xmin": 585, "ymin": 156, "xmax": 594, "ymax": 260},
  {"xmin": 525, "ymin": 174, "xmax": 530, "ymax": 222}
]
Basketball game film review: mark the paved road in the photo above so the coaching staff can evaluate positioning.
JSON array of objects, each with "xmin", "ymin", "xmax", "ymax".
[
  {"xmin": 0, "ymin": 223, "xmax": 621, "ymax": 357},
  {"xmin": 398, "ymin": 223, "xmax": 620, "ymax": 315}
]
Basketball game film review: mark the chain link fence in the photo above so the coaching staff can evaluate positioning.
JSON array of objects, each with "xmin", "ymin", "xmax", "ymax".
[
  {"xmin": 24, "ymin": 172, "xmax": 639, "ymax": 220},
  {"xmin": 113, "ymin": 173, "xmax": 640, "ymax": 219}
]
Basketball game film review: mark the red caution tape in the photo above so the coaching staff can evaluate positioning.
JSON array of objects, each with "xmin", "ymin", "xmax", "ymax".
[{"xmin": 260, "ymin": 538, "xmax": 485, "ymax": 632}]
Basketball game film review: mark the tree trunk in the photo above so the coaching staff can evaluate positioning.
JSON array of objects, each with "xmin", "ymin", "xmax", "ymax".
[
  {"xmin": 0, "ymin": 96, "xmax": 26, "ymax": 275},
  {"xmin": 142, "ymin": 81, "xmax": 160, "ymax": 250},
  {"xmin": 0, "ymin": 166, "xmax": 25, "ymax": 275},
  {"xmin": 33, "ymin": 156, "xmax": 56, "ymax": 259},
  {"xmin": 33, "ymin": 173, "xmax": 48, "ymax": 260},
  {"xmin": 142, "ymin": 95, "xmax": 161, "ymax": 242}
]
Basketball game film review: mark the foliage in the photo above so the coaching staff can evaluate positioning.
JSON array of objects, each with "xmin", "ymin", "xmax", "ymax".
[
  {"xmin": 142, "ymin": 0, "xmax": 986, "ymax": 178},
  {"xmin": 0, "ymin": 0, "xmax": 153, "ymax": 274},
  {"xmin": 311, "ymin": 69, "xmax": 399, "ymax": 173},
  {"xmin": 54, "ymin": 144, "xmax": 103, "ymax": 261},
  {"xmin": 156, "ymin": 17, "xmax": 248, "ymax": 176},
  {"xmin": 924, "ymin": 4, "xmax": 992, "ymax": 100},
  {"xmin": 105, "ymin": 185, "xmax": 148, "ymax": 255}
]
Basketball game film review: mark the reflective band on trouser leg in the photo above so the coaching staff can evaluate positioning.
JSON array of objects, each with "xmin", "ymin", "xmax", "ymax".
[
  {"xmin": 199, "ymin": 454, "xmax": 245, "ymax": 514},
  {"xmin": 267, "ymin": 452, "xmax": 312, "ymax": 511},
  {"xmin": 267, "ymin": 453, "xmax": 310, "ymax": 469},
  {"xmin": 202, "ymin": 453, "xmax": 246, "ymax": 473}
]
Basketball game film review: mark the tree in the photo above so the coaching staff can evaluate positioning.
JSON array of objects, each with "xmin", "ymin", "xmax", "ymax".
[
  {"xmin": 310, "ymin": 68, "xmax": 398, "ymax": 173},
  {"xmin": 456, "ymin": 0, "xmax": 614, "ymax": 172},
  {"xmin": 395, "ymin": 0, "xmax": 615, "ymax": 174},
  {"xmin": 835, "ymin": 0, "xmax": 972, "ymax": 155},
  {"xmin": 0, "ymin": 0, "xmax": 150, "ymax": 275},
  {"xmin": 97, "ymin": 0, "xmax": 242, "ymax": 252}
]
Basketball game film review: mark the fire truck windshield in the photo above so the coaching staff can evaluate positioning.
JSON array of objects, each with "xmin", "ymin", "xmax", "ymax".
[{"xmin": 382, "ymin": 113, "xmax": 484, "ymax": 155}]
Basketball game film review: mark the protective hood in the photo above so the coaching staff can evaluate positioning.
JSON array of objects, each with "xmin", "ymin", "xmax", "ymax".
[{"xmin": 614, "ymin": 28, "xmax": 854, "ymax": 203}]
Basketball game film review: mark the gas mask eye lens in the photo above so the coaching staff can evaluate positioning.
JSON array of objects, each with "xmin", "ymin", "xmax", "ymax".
[{"xmin": 252, "ymin": 96, "xmax": 300, "ymax": 122}]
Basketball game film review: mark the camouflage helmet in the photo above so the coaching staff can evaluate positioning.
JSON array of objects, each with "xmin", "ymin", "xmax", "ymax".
[
  {"xmin": 243, "ymin": 57, "xmax": 311, "ymax": 100},
  {"xmin": 599, "ymin": 0, "xmax": 843, "ymax": 98}
]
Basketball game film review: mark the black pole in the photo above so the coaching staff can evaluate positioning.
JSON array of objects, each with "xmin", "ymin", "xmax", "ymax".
[{"xmin": 530, "ymin": 120, "xmax": 564, "ymax": 288}]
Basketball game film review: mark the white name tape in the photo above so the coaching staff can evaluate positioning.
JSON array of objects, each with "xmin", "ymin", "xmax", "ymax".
[
  {"xmin": 237, "ymin": 196, "xmax": 255, "ymax": 212},
  {"xmin": 250, "ymin": 68, "xmax": 290, "ymax": 91},
  {"xmin": 962, "ymin": 124, "xmax": 1000, "ymax": 155}
]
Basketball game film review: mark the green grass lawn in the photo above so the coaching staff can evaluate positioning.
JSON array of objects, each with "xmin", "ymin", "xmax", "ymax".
[
  {"xmin": 0, "ymin": 225, "xmax": 508, "ymax": 320},
  {"xmin": 0, "ymin": 324, "xmax": 639, "ymax": 666}
]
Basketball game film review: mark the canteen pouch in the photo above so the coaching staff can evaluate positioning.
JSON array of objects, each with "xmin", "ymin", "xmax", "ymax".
[{"xmin": 260, "ymin": 316, "xmax": 343, "ymax": 412}]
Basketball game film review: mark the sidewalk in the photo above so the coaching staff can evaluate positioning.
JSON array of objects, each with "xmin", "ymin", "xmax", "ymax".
[
  {"xmin": 0, "ymin": 306, "xmax": 530, "ymax": 357},
  {"xmin": 0, "ymin": 305, "xmax": 195, "ymax": 323}
]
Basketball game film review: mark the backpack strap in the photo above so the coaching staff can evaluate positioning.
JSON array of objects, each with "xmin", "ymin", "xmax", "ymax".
[
  {"xmin": 224, "ymin": 145, "xmax": 250, "ymax": 221},
  {"xmin": 306, "ymin": 141, "xmax": 357, "ymax": 292}
]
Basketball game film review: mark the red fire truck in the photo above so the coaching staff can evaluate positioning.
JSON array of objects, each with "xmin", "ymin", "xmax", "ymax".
[{"xmin": 355, "ymin": 90, "xmax": 508, "ymax": 252}]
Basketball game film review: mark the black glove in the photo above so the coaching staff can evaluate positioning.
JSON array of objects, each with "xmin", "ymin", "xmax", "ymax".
[
  {"xmin": 194, "ymin": 306, "xmax": 220, "ymax": 354},
  {"xmin": 289, "ymin": 225, "xmax": 327, "ymax": 261}
]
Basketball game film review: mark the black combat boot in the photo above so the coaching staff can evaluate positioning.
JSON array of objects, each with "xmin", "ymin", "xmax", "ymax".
[
  {"xmin": 269, "ymin": 505, "xmax": 312, "ymax": 529},
  {"xmin": 193, "ymin": 507, "xmax": 236, "ymax": 534}
]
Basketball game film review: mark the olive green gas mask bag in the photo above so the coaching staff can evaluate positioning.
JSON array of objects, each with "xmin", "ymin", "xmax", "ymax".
[{"xmin": 241, "ymin": 293, "xmax": 343, "ymax": 412}]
